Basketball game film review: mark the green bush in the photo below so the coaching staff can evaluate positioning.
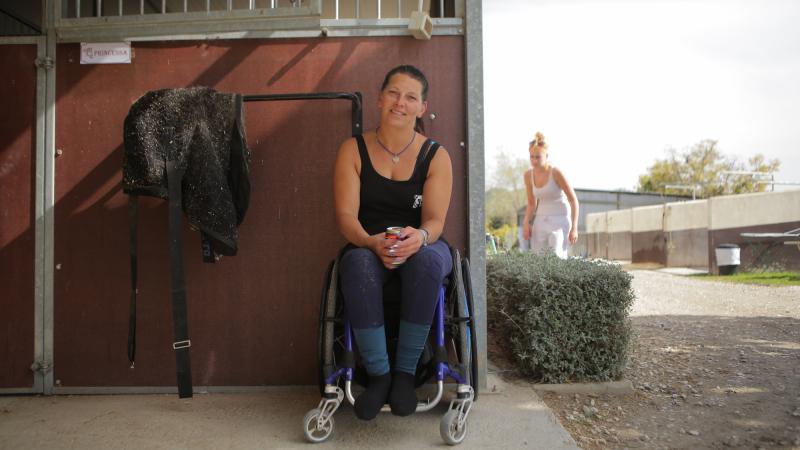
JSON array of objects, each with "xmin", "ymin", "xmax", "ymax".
[{"xmin": 487, "ymin": 251, "xmax": 635, "ymax": 383}]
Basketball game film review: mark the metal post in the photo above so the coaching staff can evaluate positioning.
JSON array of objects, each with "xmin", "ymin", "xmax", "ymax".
[
  {"xmin": 376, "ymin": 0, "xmax": 381, "ymax": 19},
  {"xmin": 439, "ymin": 0, "xmax": 443, "ymax": 17},
  {"xmin": 96, "ymin": 0, "xmax": 101, "ymax": 16},
  {"xmin": 119, "ymin": 0, "xmax": 123, "ymax": 15},
  {"xmin": 184, "ymin": 0, "xmax": 188, "ymax": 12},
  {"xmin": 227, "ymin": 0, "xmax": 232, "ymax": 10},
  {"xmin": 356, "ymin": 0, "xmax": 360, "ymax": 18},
  {"xmin": 140, "ymin": 0, "xmax": 144, "ymax": 14},
  {"xmin": 465, "ymin": 0, "xmax": 487, "ymax": 391},
  {"xmin": 76, "ymin": 0, "xmax": 80, "ymax": 18},
  {"xmin": 335, "ymin": 0, "xmax": 339, "ymax": 19},
  {"xmin": 397, "ymin": 0, "xmax": 401, "ymax": 18},
  {"xmin": 43, "ymin": 0, "xmax": 58, "ymax": 396},
  {"xmin": 161, "ymin": 0, "xmax": 165, "ymax": 13}
]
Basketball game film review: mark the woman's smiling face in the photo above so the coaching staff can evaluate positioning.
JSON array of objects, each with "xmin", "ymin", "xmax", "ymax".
[{"xmin": 378, "ymin": 73, "xmax": 427, "ymax": 128}]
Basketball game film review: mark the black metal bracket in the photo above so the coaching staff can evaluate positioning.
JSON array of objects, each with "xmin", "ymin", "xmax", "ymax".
[{"xmin": 243, "ymin": 92, "xmax": 363, "ymax": 137}]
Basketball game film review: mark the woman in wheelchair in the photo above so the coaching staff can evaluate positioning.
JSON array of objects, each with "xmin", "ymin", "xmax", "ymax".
[{"xmin": 333, "ymin": 65, "xmax": 453, "ymax": 420}]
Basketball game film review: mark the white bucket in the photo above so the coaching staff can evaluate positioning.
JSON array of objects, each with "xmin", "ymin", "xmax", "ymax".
[{"xmin": 715, "ymin": 245, "xmax": 740, "ymax": 266}]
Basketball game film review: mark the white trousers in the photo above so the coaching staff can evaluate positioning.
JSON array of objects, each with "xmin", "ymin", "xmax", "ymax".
[{"xmin": 530, "ymin": 214, "xmax": 571, "ymax": 259}]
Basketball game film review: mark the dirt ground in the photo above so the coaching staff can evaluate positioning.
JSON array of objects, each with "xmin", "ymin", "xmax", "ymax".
[{"xmin": 491, "ymin": 269, "xmax": 800, "ymax": 450}]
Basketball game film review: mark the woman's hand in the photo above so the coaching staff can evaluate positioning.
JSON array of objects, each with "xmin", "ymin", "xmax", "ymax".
[
  {"xmin": 568, "ymin": 227, "xmax": 578, "ymax": 245},
  {"xmin": 366, "ymin": 228, "xmax": 423, "ymax": 269},
  {"xmin": 387, "ymin": 227, "xmax": 425, "ymax": 267},
  {"xmin": 366, "ymin": 233, "xmax": 398, "ymax": 269},
  {"xmin": 372, "ymin": 226, "xmax": 425, "ymax": 269},
  {"xmin": 523, "ymin": 222, "xmax": 532, "ymax": 241}
]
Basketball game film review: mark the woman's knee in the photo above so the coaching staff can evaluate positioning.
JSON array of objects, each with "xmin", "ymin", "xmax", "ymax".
[
  {"xmin": 405, "ymin": 243, "xmax": 451, "ymax": 278},
  {"xmin": 340, "ymin": 248, "xmax": 382, "ymax": 280},
  {"xmin": 403, "ymin": 243, "xmax": 453, "ymax": 280}
]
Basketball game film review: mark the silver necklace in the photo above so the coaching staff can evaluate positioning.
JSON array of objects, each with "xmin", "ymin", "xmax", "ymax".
[{"xmin": 376, "ymin": 128, "xmax": 416, "ymax": 164}]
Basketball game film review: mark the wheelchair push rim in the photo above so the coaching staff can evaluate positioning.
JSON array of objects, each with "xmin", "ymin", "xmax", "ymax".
[
  {"xmin": 461, "ymin": 256, "xmax": 479, "ymax": 401},
  {"xmin": 317, "ymin": 259, "xmax": 338, "ymax": 396}
]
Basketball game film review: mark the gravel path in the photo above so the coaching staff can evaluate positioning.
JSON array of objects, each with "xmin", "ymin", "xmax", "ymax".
[
  {"xmin": 541, "ymin": 270, "xmax": 800, "ymax": 450},
  {"xmin": 630, "ymin": 270, "xmax": 800, "ymax": 318}
]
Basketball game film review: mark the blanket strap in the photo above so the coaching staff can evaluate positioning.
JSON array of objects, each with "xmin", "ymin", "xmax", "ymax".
[
  {"xmin": 166, "ymin": 160, "xmax": 193, "ymax": 398},
  {"xmin": 127, "ymin": 195, "xmax": 138, "ymax": 367}
]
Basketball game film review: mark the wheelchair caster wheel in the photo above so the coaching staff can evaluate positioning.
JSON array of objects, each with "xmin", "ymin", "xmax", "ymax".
[
  {"xmin": 440, "ymin": 409, "xmax": 467, "ymax": 445},
  {"xmin": 303, "ymin": 408, "xmax": 334, "ymax": 443}
]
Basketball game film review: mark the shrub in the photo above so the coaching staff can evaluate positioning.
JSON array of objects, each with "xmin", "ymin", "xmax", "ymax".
[{"xmin": 487, "ymin": 251, "xmax": 635, "ymax": 383}]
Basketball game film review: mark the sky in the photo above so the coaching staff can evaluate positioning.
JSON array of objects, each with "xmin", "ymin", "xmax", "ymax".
[{"xmin": 483, "ymin": 0, "xmax": 800, "ymax": 192}]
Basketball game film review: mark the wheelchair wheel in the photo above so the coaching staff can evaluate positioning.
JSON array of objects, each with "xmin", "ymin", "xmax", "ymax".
[
  {"xmin": 440, "ymin": 409, "xmax": 468, "ymax": 445},
  {"xmin": 303, "ymin": 408, "xmax": 335, "ymax": 443},
  {"xmin": 450, "ymin": 249, "xmax": 479, "ymax": 401},
  {"xmin": 460, "ymin": 256, "xmax": 479, "ymax": 401},
  {"xmin": 317, "ymin": 259, "xmax": 339, "ymax": 396}
]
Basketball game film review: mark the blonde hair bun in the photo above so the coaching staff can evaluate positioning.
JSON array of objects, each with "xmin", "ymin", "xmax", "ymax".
[{"xmin": 530, "ymin": 131, "xmax": 547, "ymax": 148}]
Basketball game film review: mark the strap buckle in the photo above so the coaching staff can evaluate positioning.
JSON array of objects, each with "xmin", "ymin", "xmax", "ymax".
[{"xmin": 172, "ymin": 340, "xmax": 191, "ymax": 350}]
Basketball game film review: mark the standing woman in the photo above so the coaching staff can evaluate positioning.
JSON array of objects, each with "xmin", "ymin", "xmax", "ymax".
[
  {"xmin": 522, "ymin": 132, "xmax": 579, "ymax": 258},
  {"xmin": 332, "ymin": 65, "xmax": 453, "ymax": 420}
]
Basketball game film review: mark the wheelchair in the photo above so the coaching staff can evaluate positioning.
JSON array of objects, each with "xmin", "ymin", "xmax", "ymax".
[{"xmin": 303, "ymin": 245, "xmax": 478, "ymax": 445}]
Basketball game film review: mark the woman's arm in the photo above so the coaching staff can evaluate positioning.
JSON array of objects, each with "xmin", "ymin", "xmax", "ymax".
[
  {"xmin": 522, "ymin": 169, "xmax": 536, "ymax": 240},
  {"xmin": 553, "ymin": 167, "xmax": 579, "ymax": 244},
  {"xmin": 333, "ymin": 138, "xmax": 386, "ymax": 254},
  {"xmin": 393, "ymin": 147, "xmax": 453, "ymax": 258}
]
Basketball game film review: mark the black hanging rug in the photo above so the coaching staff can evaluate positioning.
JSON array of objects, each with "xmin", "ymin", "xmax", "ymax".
[{"xmin": 122, "ymin": 87, "xmax": 251, "ymax": 398}]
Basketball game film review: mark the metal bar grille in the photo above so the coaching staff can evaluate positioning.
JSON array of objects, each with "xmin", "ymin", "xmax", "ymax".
[{"xmin": 62, "ymin": 0, "xmax": 461, "ymax": 20}]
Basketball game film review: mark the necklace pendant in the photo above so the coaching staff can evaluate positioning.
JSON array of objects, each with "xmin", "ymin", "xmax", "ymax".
[{"xmin": 392, "ymin": 155, "xmax": 400, "ymax": 164}]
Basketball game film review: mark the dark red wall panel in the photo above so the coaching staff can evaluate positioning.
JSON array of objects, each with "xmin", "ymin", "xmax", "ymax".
[
  {"xmin": 0, "ymin": 44, "xmax": 37, "ymax": 389},
  {"xmin": 54, "ymin": 37, "xmax": 466, "ymax": 386}
]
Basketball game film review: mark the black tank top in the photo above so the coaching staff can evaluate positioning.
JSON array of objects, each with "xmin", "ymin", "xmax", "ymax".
[{"xmin": 356, "ymin": 134, "xmax": 440, "ymax": 236}]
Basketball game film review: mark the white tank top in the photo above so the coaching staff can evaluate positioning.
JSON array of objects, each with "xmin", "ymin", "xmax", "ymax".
[{"xmin": 531, "ymin": 169, "xmax": 569, "ymax": 216}]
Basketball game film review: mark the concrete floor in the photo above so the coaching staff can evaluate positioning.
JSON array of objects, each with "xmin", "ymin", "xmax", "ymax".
[{"xmin": 0, "ymin": 374, "xmax": 577, "ymax": 450}]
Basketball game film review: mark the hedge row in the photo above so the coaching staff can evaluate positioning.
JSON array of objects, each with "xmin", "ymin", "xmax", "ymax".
[{"xmin": 487, "ymin": 251, "xmax": 635, "ymax": 383}]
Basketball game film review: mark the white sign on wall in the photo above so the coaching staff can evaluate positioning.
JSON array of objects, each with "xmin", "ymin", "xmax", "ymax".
[{"xmin": 80, "ymin": 42, "xmax": 132, "ymax": 64}]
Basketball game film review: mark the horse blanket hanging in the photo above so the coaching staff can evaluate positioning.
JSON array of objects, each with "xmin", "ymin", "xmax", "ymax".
[{"xmin": 122, "ymin": 87, "xmax": 251, "ymax": 398}]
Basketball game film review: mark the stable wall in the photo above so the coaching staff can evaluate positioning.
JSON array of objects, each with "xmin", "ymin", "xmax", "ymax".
[
  {"xmin": 51, "ymin": 37, "xmax": 468, "ymax": 388},
  {"xmin": 585, "ymin": 212, "xmax": 607, "ymax": 259},
  {"xmin": 664, "ymin": 200, "xmax": 708, "ymax": 269},
  {"xmin": 606, "ymin": 209, "xmax": 632, "ymax": 262},
  {"xmin": 0, "ymin": 43, "xmax": 37, "ymax": 389},
  {"xmin": 631, "ymin": 205, "xmax": 665, "ymax": 265}
]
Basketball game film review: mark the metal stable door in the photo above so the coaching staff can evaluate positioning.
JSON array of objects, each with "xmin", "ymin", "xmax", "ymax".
[{"xmin": 0, "ymin": 36, "xmax": 51, "ymax": 394}]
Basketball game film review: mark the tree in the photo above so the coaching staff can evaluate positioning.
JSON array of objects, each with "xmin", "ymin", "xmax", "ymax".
[
  {"xmin": 487, "ymin": 151, "xmax": 529, "ymax": 223},
  {"xmin": 486, "ymin": 187, "xmax": 518, "ymax": 229},
  {"xmin": 486, "ymin": 151, "xmax": 530, "ymax": 250},
  {"xmin": 637, "ymin": 140, "xmax": 780, "ymax": 198}
]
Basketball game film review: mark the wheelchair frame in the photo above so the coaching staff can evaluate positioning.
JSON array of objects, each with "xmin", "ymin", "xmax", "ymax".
[{"xmin": 304, "ymin": 247, "xmax": 478, "ymax": 445}]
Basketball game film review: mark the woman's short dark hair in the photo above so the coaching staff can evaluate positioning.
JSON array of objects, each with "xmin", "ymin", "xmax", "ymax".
[
  {"xmin": 381, "ymin": 65, "xmax": 429, "ymax": 101},
  {"xmin": 381, "ymin": 65, "xmax": 429, "ymax": 133}
]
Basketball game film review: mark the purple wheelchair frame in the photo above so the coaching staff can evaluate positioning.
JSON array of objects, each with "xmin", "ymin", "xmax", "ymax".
[
  {"xmin": 324, "ymin": 284, "xmax": 466, "ymax": 390},
  {"xmin": 305, "ymin": 253, "xmax": 475, "ymax": 444}
]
